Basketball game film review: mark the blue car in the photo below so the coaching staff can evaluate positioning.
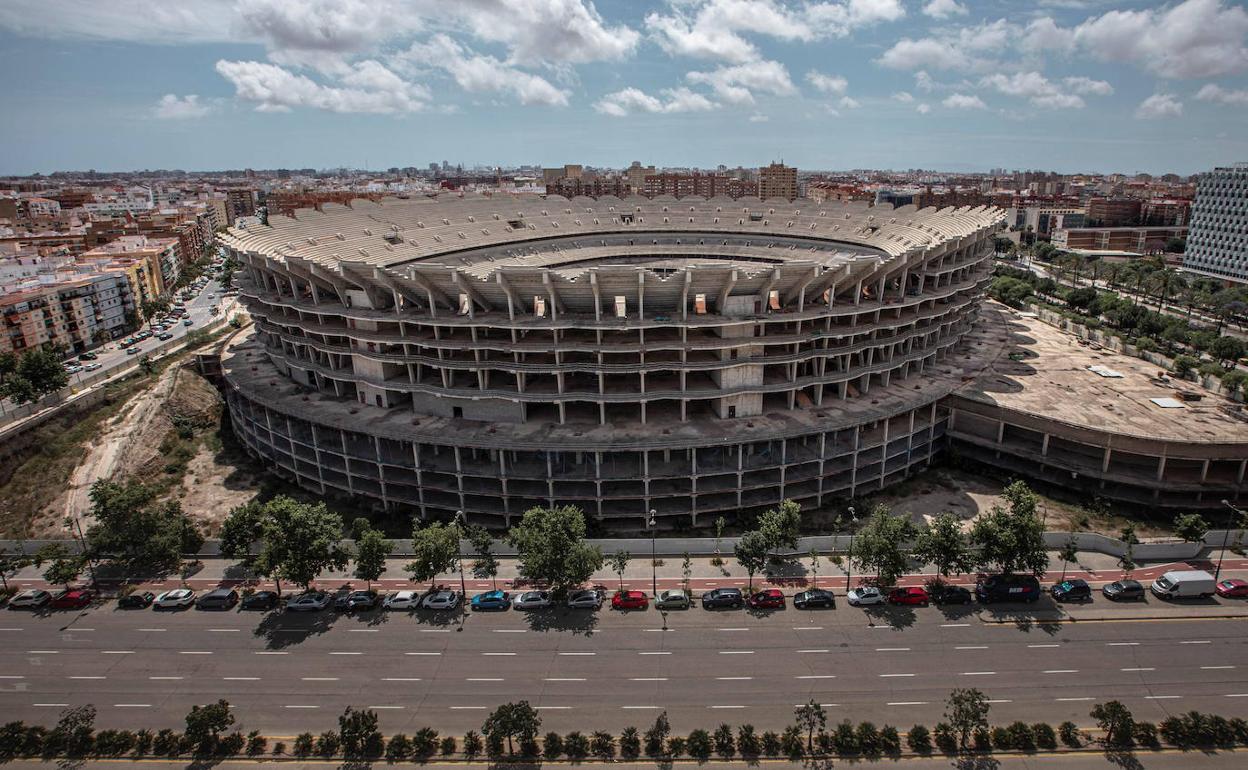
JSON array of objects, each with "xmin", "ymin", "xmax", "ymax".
[{"xmin": 470, "ymin": 590, "xmax": 511, "ymax": 611}]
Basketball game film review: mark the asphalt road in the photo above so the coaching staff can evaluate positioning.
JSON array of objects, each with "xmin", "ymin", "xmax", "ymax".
[{"xmin": 2, "ymin": 598, "xmax": 1247, "ymax": 737}]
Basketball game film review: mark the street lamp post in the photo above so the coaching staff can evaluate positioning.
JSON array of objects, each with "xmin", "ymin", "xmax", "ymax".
[
  {"xmin": 454, "ymin": 509, "xmax": 467, "ymax": 601},
  {"xmin": 648, "ymin": 509, "xmax": 657, "ymax": 598},
  {"xmin": 64, "ymin": 516, "xmax": 96, "ymax": 586},
  {"xmin": 844, "ymin": 507, "xmax": 857, "ymax": 594},
  {"xmin": 1217, "ymin": 500, "xmax": 1244, "ymax": 582}
]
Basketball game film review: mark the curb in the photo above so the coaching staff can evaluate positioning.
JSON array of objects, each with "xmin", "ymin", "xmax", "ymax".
[{"xmin": 978, "ymin": 611, "xmax": 1248, "ymax": 624}]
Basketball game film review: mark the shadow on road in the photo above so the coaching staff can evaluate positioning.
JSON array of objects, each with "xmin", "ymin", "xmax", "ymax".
[
  {"xmin": 252, "ymin": 607, "xmax": 339, "ymax": 649},
  {"xmin": 862, "ymin": 605, "xmax": 917, "ymax": 629},
  {"xmin": 521, "ymin": 608, "xmax": 601, "ymax": 636}
]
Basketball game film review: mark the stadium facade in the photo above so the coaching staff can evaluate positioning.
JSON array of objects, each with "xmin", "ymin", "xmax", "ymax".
[{"xmin": 218, "ymin": 195, "xmax": 1005, "ymax": 525}]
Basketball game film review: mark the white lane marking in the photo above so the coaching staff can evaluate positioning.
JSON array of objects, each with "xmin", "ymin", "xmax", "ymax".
[
  {"xmin": 1044, "ymin": 670, "xmax": 1079, "ymax": 674},
  {"xmin": 481, "ymin": 652, "xmax": 516, "ymax": 657},
  {"xmin": 876, "ymin": 647, "xmax": 910, "ymax": 652},
  {"xmin": 0, "ymin": 629, "xmax": 22, "ymax": 632},
  {"xmin": 544, "ymin": 678, "xmax": 586, "ymax": 682},
  {"xmin": 1225, "ymin": 694, "xmax": 1248, "ymax": 698},
  {"xmin": 1181, "ymin": 640, "xmax": 1212, "ymax": 645},
  {"xmin": 630, "ymin": 678, "xmax": 667, "ymax": 682},
  {"xmin": 223, "ymin": 677, "xmax": 260, "ymax": 681},
  {"xmin": 716, "ymin": 677, "xmax": 753, "ymax": 681},
  {"xmin": 1145, "ymin": 696, "xmax": 1181, "ymax": 700},
  {"xmin": 114, "ymin": 704, "xmax": 151, "ymax": 708},
  {"xmin": 405, "ymin": 652, "xmax": 441, "ymax": 656},
  {"xmin": 718, "ymin": 650, "xmax": 754, "ymax": 655},
  {"xmin": 101, "ymin": 651, "xmax": 133, "ymax": 655},
  {"xmin": 793, "ymin": 627, "xmax": 823, "ymax": 631},
  {"xmin": 644, "ymin": 629, "xmax": 672, "ymax": 632},
  {"xmin": 537, "ymin": 706, "xmax": 570, "ymax": 710},
  {"xmin": 369, "ymin": 706, "xmax": 404, "ymax": 709},
  {"xmin": 34, "ymin": 703, "xmax": 68, "ymax": 707},
  {"xmin": 255, "ymin": 651, "xmax": 288, "ymax": 655},
  {"xmin": 179, "ymin": 651, "xmax": 213, "ymax": 655},
  {"xmin": 137, "ymin": 628, "xmax": 166, "ymax": 632},
  {"xmin": 450, "ymin": 706, "xmax": 487, "ymax": 710},
  {"xmin": 557, "ymin": 652, "xmax": 596, "ymax": 656},
  {"xmin": 301, "ymin": 677, "xmax": 339, "ymax": 682},
  {"xmin": 887, "ymin": 701, "xmax": 928, "ymax": 706},
  {"xmin": 1121, "ymin": 668, "xmax": 1155, "ymax": 672},
  {"xmin": 710, "ymin": 705, "xmax": 745, "ymax": 709},
  {"xmin": 68, "ymin": 676, "xmax": 105, "ymax": 680},
  {"xmin": 880, "ymin": 673, "xmax": 915, "ymax": 678},
  {"xmin": 349, "ymin": 629, "xmax": 378, "ymax": 633},
  {"xmin": 962, "ymin": 672, "xmax": 996, "ymax": 676},
  {"xmin": 1028, "ymin": 644, "xmax": 1060, "ymax": 648},
  {"xmin": 639, "ymin": 652, "xmax": 671, "ymax": 656},
  {"xmin": 718, "ymin": 628, "xmax": 749, "ymax": 632},
  {"xmin": 796, "ymin": 675, "xmax": 836, "ymax": 680},
  {"xmin": 284, "ymin": 705, "xmax": 318, "ymax": 709},
  {"xmin": 74, "ymin": 628, "xmax": 95, "ymax": 632},
  {"xmin": 382, "ymin": 678, "xmax": 422, "ymax": 682},
  {"xmin": 941, "ymin": 623, "xmax": 971, "ymax": 628},
  {"xmin": 208, "ymin": 629, "xmax": 239, "ymax": 633},
  {"xmin": 1056, "ymin": 697, "xmax": 1093, "ymax": 702},
  {"xmin": 1107, "ymin": 642, "xmax": 1139, "ymax": 647},
  {"xmin": 987, "ymin": 700, "xmax": 1012, "ymax": 704},
  {"xmin": 149, "ymin": 676, "xmax": 183, "ymax": 680},
  {"xmin": 466, "ymin": 678, "xmax": 504, "ymax": 682},
  {"xmin": 0, "ymin": 675, "xmax": 25, "ymax": 680},
  {"xmin": 956, "ymin": 646, "xmax": 989, "ymax": 650},
  {"xmin": 797, "ymin": 649, "xmax": 830, "ymax": 654},
  {"xmin": 493, "ymin": 629, "xmax": 527, "ymax": 633},
  {"xmin": 1202, "ymin": 666, "xmax": 1235, "ymax": 670},
  {"xmin": 329, "ymin": 652, "xmax": 362, "ymax": 656},
  {"xmin": 420, "ymin": 629, "xmax": 451, "ymax": 633}
]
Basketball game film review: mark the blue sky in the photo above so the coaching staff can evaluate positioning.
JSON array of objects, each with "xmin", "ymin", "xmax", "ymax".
[{"xmin": 1, "ymin": 0, "xmax": 1246, "ymax": 176}]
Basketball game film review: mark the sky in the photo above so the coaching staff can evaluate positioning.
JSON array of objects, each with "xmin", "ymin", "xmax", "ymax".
[{"xmin": 1, "ymin": 0, "xmax": 1246, "ymax": 176}]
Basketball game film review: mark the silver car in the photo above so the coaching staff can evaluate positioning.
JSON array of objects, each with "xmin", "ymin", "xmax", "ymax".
[
  {"xmin": 655, "ymin": 589, "xmax": 691, "ymax": 610},
  {"xmin": 847, "ymin": 586, "xmax": 886, "ymax": 606},
  {"xmin": 566, "ymin": 589, "xmax": 603, "ymax": 609},
  {"xmin": 513, "ymin": 590, "xmax": 552, "ymax": 610},
  {"xmin": 7, "ymin": 589, "xmax": 51, "ymax": 609},
  {"xmin": 420, "ymin": 589, "xmax": 461, "ymax": 610},
  {"xmin": 285, "ymin": 591, "xmax": 330, "ymax": 612}
]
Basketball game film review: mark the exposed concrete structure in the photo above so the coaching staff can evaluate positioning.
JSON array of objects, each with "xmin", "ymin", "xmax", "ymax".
[{"xmin": 217, "ymin": 194, "xmax": 1004, "ymax": 525}]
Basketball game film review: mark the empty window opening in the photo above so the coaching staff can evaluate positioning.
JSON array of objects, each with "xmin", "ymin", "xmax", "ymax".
[
  {"xmin": 614, "ymin": 295, "xmax": 627, "ymax": 318},
  {"xmin": 452, "ymin": 406, "xmax": 464, "ymax": 419},
  {"xmin": 768, "ymin": 290, "xmax": 781, "ymax": 311},
  {"xmin": 533, "ymin": 296, "xmax": 547, "ymax": 317},
  {"xmin": 458, "ymin": 293, "xmax": 471, "ymax": 315},
  {"xmin": 694, "ymin": 293, "xmax": 707, "ymax": 314}
]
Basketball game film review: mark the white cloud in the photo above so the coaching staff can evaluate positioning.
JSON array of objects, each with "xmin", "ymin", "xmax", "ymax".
[
  {"xmin": 892, "ymin": 91, "xmax": 914, "ymax": 103},
  {"xmin": 979, "ymin": 71, "xmax": 1084, "ymax": 109},
  {"xmin": 806, "ymin": 71, "xmax": 848, "ymax": 94},
  {"xmin": 215, "ymin": 59, "xmax": 429, "ymax": 113},
  {"xmin": 449, "ymin": 0, "xmax": 639, "ymax": 66},
  {"xmin": 0, "ymin": 0, "xmax": 235, "ymax": 43},
  {"xmin": 1196, "ymin": 83, "xmax": 1248, "ymax": 105},
  {"xmin": 877, "ymin": 19, "xmax": 1015, "ymax": 73},
  {"xmin": 942, "ymin": 93, "xmax": 987, "ymax": 109},
  {"xmin": 748, "ymin": 112, "xmax": 770, "ymax": 122},
  {"xmin": 153, "ymin": 94, "xmax": 214, "ymax": 120},
  {"xmin": 915, "ymin": 103, "xmax": 931, "ymax": 114},
  {"xmin": 407, "ymin": 35, "xmax": 569, "ymax": 106},
  {"xmin": 838, "ymin": 95, "xmax": 861, "ymax": 109},
  {"xmin": 1063, "ymin": 76, "xmax": 1113, "ymax": 96},
  {"xmin": 1072, "ymin": 0, "xmax": 1248, "ymax": 79},
  {"xmin": 594, "ymin": 86, "xmax": 717, "ymax": 116},
  {"xmin": 1020, "ymin": 17, "xmax": 1074, "ymax": 55},
  {"xmin": 1134, "ymin": 92, "xmax": 1183, "ymax": 119},
  {"xmin": 687, "ymin": 59, "xmax": 797, "ymax": 104},
  {"xmin": 922, "ymin": 0, "xmax": 967, "ymax": 20},
  {"xmin": 878, "ymin": 37, "xmax": 974, "ymax": 72}
]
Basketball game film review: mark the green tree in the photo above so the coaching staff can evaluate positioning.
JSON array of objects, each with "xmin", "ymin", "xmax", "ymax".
[
  {"xmin": 138, "ymin": 355, "xmax": 155, "ymax": 376},
  {"xmin": 405, "ymin": 520, "xmax": 461, "ymax": 584},
  {"xmin": 1090, "ymin": 701, "xmax": 1134, "ymax": 746},
  {"xmin": 481, "ymin": 701, "xmax": 541, "ymax": 757},
  {"xmin": 0, "ymin": 347, "xmax": 69, "ymax": 405},
  {"xmin": 681, "ymin": 551, "xmax": 692, "ymax": 593},
  {"xmin": 757, "ymin": 499, "xmax": 802, "ymax": 553},
  {"xmin": 1057, "ymin": 535, "xmax": 1080, "ymax": 583},
  {"xmin": 1173, "ymin": 513, "xmax": 1209, "ymax": 545},
  {"xmin": 850, "ymin": 504, "xmax": 915, "ymax": 587},
  {"xmin": 506, "ymin": 506, "xmax": 603, "ymax": 595},
  {"xmin": 945, "ymin": 688, "xmax": 991, "ymax": 750},
  {"xmin": 85, "ymin": 480, "xmax": 202, "ymax": 574},
  {"xmin": 912, "ymin": 511, "xmax": 973, "ymax": 583},
  {"xmin": 807, "ymin": 547, "xmax": 820, "ymax": 589},
  {"xmin": 644, "ymin": 711, "xmax": 670, "ymax": 757},
  {"xmin": 608, "ymin": 550, "xmax": 631, "ymax": 592},
  {"xmin": 466, "ymin": 524, "xmax": 499, "ymax": 589},
  {"xmin": 34, "ymin": 543, "xmax": 81, "ymax": 588},
  {"xmin": 794, "ymin": 700, "xmax": 827, "ymax": 752},
  {"xmin": 712, "ymin": 516, "xmax": 726, "ymax": 566},
  {"xmin": 219, "ymin": 496, "xmax": 350, "ymax": 594},
  {"xmin": 1119, "ymin": 522, "xmax": 1139, "ymax": 576},
  {"xmin": 734, "ymin": 529, "xmax": 770, "ymax": 590},
  {"xmin": 184, "ymin": 700, "xmax": 234, "ymax": 754},
  {"xmin": 352, "ymin": 528, "xmax": 391, "ymax": 589},
  {"xmin": 970, "ymin": 481, "xmax": 1049, "ymax": 575},
  {"xmin": 1211, "ymin": 335, "xmax": 1246, "ymax": 365},
  {"xmin": 49, "ymin": 705, "xmax": 95, "ymax": 758},
  {"xmin": 338, "ymin": 707, "xmax": 383, "ymax": 758}
]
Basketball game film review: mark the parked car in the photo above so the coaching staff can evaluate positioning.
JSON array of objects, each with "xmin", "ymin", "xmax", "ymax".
[
  {"xmin": 118, "ymin": 591, "xmax": 156, "ymax": 609},
  {"xmin": 84, "ymin": 363, "xmax": 101, "ymax": 371},
  {"xmin": 420, "ymin": 589, "xmax": 461, "ymax": 611},
  {"xmin": 51, "ymin": 589, "xmax": 95, "ymax": 610},
  {"xmin": 183, "ymin": 319, "xmax": 194, "ymax": 327},
  {"xmin": 126, "ymin": 347, "xmax": 141, "ymax": 355},
  {"xmin": 611, "ymin": 590, "xmax": 649, "ymax": 610},
  {"xmin": 793, "ymin": 588, "xmax": 836, "ymax": 609},
  {"xmin": 157, "ymin": 332, "xmax": 173, "ymax": 341},
  {"xmin": 240, "ymin": 590, "xmax": 279, "ymax": 610},
  {"xmin": 929, "ymin": 584, "xmax": 973, "ymax": 605},
  {"xmin": 976, "ymin": 574, "xmax": 1041, "ymax": 604},
  {"xmin": 64, "ymin": 364, "xmax": 82, "ymax": 374},
  {"xmin": 153, "ymin": 589, "xmax": 196, "ymax": 610},
  {"xmin": 1051, "ymin": 579, "xmax": 1092, "ymax": 603},
  {"xmin": 7, "ymin": 589, "xmax": 51, "ymax": 610},
  {"xmin": 847, "ymin": 586, "xmax": 885, "ymax": 606},
  {"xmin": 470, "ymin": 590, "xmax": 511, "ymax": 611},
  {"xmin": 334, "ymin": 590, "xmax": 379, "ymax": 612},
  {"xmin": 78, "ymin": 352, "xmax": 97, "ymax": 361},
  {"xmin": 1150, "ymin": 570, "xmax": 1216, "ymax": 600},
  {"xmin": 747, "ymin": 589, "xmax": 786, "ymax": 609},
  {"xmin": 888, "ymin": 586, "xmax": 930, "ymax": 606},
  {"xmin": 285, "ymin": 592, "xmax": 331, "ymax": 612},
  {"xmin": 566, "ymin": 589, "xmax": 603, "ymax": 609},
  {"xmin": 382, "ymin": 590, "xmax": 421, "ymax": 611},
  {"xmin": 1216, "ymin": 579, "xmax": 1248, "ymax": 598},
  {"xmin": 701, "ymin": 588, "xmax": 744, "ymax": 609},
  {"xmin": 512, "ymin": 590, "xmax": 552, "ymax": 610},
  {"xmin": 196, "ymin": 588, "xmax": 239, "ymax": 610},
  {"xmin": 655, "ymin": 589, "xmax": 691, "ymax": 610},
  {"xmin": 1102, "ymin": 579, "xmax": 1145, "ymax": 601}
]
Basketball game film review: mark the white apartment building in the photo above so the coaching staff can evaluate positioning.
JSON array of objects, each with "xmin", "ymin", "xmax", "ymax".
[{"xmin": 1185, "ymin": 163, "xmax": 1248, "ymax": 284}]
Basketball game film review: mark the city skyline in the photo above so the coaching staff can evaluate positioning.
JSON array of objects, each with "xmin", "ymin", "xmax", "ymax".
[{"xmin": 2, "ymin": 0, "xmax": 1247, "ymax": 176}]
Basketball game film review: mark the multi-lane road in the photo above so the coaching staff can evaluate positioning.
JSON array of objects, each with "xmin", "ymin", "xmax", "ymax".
[{"xmin": 2, "ymin": 598, "xmax": 1246, "ymax": 737}]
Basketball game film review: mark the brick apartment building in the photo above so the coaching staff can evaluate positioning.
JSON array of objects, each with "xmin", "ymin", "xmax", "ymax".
[
  {"xmin": 1052, "ymin": 225, "xmax": 1187, "ymax": 253},
  {"xmin": 758, "ymin": 162, "xmax": 798, "ymax": 200}
]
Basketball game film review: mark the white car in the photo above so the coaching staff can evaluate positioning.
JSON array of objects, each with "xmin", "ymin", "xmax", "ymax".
[
  {"xmin": 566, "ymin": 589, "xmax": 603, "ymax": 609},
  {"xmin": 383, "ymin": 590, "xmax": 421, "ymax": 610},
  {"xmin": 84, "ymin": 363, "xmax": 102, "ymax": 371},
  {"xmin": 153, "ymin": 589, "xmax": 196, "ymax": 609},
  {"xmin": 512, "ymin": 590, "xmax": 552, "ymax": 610},
  {"xmin": 847, "ymin": 586, "xmax": 886, "ymax": 607},
  {"xmin": 420, "ymin": 589, "xmax": 461, "ymax": 611},
  {"xmin": 8, "ymin": 589, "xmax": 51, "ymax": 609}
]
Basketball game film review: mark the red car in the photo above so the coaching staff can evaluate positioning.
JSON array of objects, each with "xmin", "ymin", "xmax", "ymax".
[
  {"xmin": 611, "ymin": 590, "xmax": 649, "ymax": 610},
  {"xmin": 50, "ymin": 589, "xmax": 95, "ymax": 610},
  {"xmin": 887, "ymin": 587, "xmax": 930, "ymax": 606},
  {"xmin": 747, "ymin": 589, "xmax": 785, "ymax": 609},
  {"xmin": 1216, "ymin": 579, "xmax": 1248, "ymax": 598}
]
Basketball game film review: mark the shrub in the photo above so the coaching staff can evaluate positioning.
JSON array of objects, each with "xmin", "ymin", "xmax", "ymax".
[
  {"xmin": 462, "ymin": 731, "xmax": 483, "ymax": 759},
  {"xmin": 644, "ymin": 712, "xmax": 670, "ymax": 757},
  {"xmin": 973, "ymin": 727, "xmax": 992, "ymax": 752},
  {"xmin": 934, "ymin": 722, "xmax": 957, "ymax": 754},
  {"xmin": 991, "ymin": 726, "xmax": 1013, "ymax": 750},
  {"xmin": 833, "ymin": 720, "xmax": 858, "ymax": 755},
  {"xmin": 1133, "ymin": 721, "xmax": 1159, "ymax": 749},
  {"xmin": 564, "ymin": 731, "xmax": 589, "ymax": 760},
  {"xmin": 1229, "ymin": 717, "xmax": 1248, "ymax": 745},
  {"xmin": 736, "ymin": 724, "xmax": 760, "ymax": 757},
  {"xmin": 542, "ymin": 732, "xmax": 563, "ymax": 760},
  {"xmin": 21, "ymin": 727, "xmax": 46, "ymax": 758},
  {"xmin": 908, "ymin": 724, "xmax": 932, "ymax": 754},
  {"xmin": 1172, "ymin": 354, "xmax": 1199, "ymax": 377},
  {"xmin": 687, "ymin": 729, "xmax": 712, "ymax": 760},
  {"xmin": 856, "ymin": 721, "xmax": 881, "ymax": 756},
  {"xmin": 411, "ymin": 727, "xmax": 438, "ymax": 757},
  {"xmin": 1208, "ymin": 714, "xmax": 1235, "ymax": 747},
  {"xmin": 816, "ymin": 729, "xmax": 833, "ymax": 755},
  {"xmin": 1222, "ymin": 369, "xmax": 1248, "ymax": 396},
  {"xmin": 154, "ymin": 729, "xmax": 181, "ymax": 757},
  {"xmin": 219, "ymin": 732, "xmax": 245, "ymax": 756},
  {"xmin": 439, "ymin": 735, "xmax": 457, "ymax": 757},
  {"xmin": 519, "ymin": 736, "xmax": 539, "ymax": 758},
  {"xmin": 484, "ymin": 732, "xmax": 505, "ymax": 758},
  {"xmin": 0, "ymin": 722, "xmax": 26, "ymax": 761},
  {"xmin": 713, "ymin": 723, "xmax": 734, "ymax": 758},
  {"xmin": 245, "ymin": 731, "xmax": 266, "ymax": 756},
  {"xmin": 271, "ymin": 741, "xmax": 285, "ymax": 756},
  {"xmin": 761, "ymin": 730, "xmax": 781, "ymax": 757},
  {"xmin": 1033, "ymin": 723, "xmax": 1057, "ymax": 750},
  {"xmin": 591, "ymin": 731, "xmax": 615, "ymax": 760},
  {"xmin": 619, "ymin": 726, "xmax": 640, "ymax": 759},
  {"xmin": 1159, "ymin": 716, "xmax": 1186, "ymax": 746},
  {"xmin": 292, "ymin": 732, "xmax": 314, "ymax": 758},
  {"xmin": 780, "ymin": 725, "xmax": 804, "ymax": 760},
  {"xmin": 667, "ymin": 736, "xmax": 686, "ymax": 758},
  {"xmin": 880, "ymin": 725, "xmax": 900, "ymax": 755},
  {"xmin": 133, "ymin": 729, "xmax": 153, "ymax": 757},
  {"xmin": 385, "ymin": 734, "xmax": 411, "ymax": 761},
  {"xmin": 1059, "ymin": 721, "xmax": 1082, "ymax": 747},
  {"xmin": 93, "ymin": 730, "xmax": 135, "ymax": 756}
]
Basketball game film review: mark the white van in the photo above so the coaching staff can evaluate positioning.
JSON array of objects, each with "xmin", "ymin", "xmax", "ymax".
[{"xmin": 1150, "ymin": 570, "xmax": 1216, "ymax": 600}]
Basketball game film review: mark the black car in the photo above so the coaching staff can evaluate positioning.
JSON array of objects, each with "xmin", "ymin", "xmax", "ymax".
[
  {"xmin": 701, "ymin": 588, "xmax": 744, "ymax": 609},
  {"xmin": 1051, "ymin": 579, "xmax": 1092, "ymax": 602},
  {"xmin": 1102, "ymin": 579, "xmax": 1145, "ymax": 601},
  {"xmin": 929, "ymin": 584, "xmax": 974, "ymax": 605},
  {"xmin": 117, "ymin": 591, "xmax": 155, "ymax": 609},
  {"xmin": 77, "ymin": 352, "xmax": 97, "ymax": 361},
  {"xmin": 240, "ymin": 590, "xmax": 279, "ymax": 610},
  {"xmin": 793, "ymin": 588, "xmax": 835, "ymax": 609},
  {"xmin": 334, "ymin": 590, "xmax": 379, "ymax": 612},
  {"xmin": 196, "ymin": 588, "xmax": 239, "ymax": 610},
  {"xmin": 975, "ymin": 574, "xmax": 1041, "ymax": 604}
]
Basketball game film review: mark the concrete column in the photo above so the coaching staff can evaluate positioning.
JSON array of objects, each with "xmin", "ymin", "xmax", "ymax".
[
  {"xmin": 1156, "ymin": 455, "xmax": 1167, "ymax": 482},
  {"xmin": 1041, "ymin": 433, "xmax": 1050, "ymax": 457},
  {"xmin": 1102, "ymin": 448, "xmax": 1112, "ymax": 474}
]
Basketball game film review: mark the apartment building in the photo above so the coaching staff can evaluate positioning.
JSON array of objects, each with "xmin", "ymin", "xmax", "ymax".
[
  {"xmin": 1, "ymin": 272, "xmax": 131, "ymax": 354},
  {"xmin": 1052, "ymin": 225, "xmax": 1187, "ymax": 253},
  {"xmin": 1185, "ymin": 163, "xmax": 1248, "ymax": 284},
  {"xmin": 758, "ymin": 162, "xmax": 798, "ymax": 201},
  {"xmin": 79, "ymin": 235, "xmax": 178, "ymax": 295}
]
